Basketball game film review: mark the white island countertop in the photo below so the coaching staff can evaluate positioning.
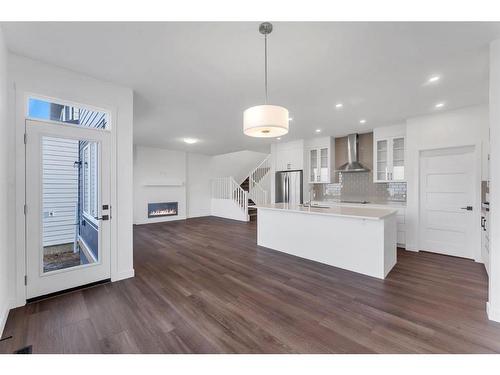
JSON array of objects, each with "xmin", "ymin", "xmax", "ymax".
[{"xmin": 255, "ymin": 203, "xmax": 397, "ymax": 220}]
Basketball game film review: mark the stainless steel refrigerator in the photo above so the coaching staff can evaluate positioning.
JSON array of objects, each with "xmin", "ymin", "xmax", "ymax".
[{"xmin": 275, "ymin": 170, "xmax": 303, "ymax": 205}]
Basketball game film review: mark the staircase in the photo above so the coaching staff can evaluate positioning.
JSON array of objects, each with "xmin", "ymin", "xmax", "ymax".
[
  {"xmin": 210, "ymin": 155, "xmax": 271, "ymax": 222},
  {"xmin": 211, "ymin": 177, "xmax": 249, "ymax": 222},
  {"xmin": 240, "ymin": 177, "xmax": 257, "ymax": 221},
  {"xmin": 241, "ymin": 155, "xmax": 271, "ymax": 222}
]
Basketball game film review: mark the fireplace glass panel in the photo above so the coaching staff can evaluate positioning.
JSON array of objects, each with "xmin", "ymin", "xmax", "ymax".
[{"xmin": 148, "ymin": 202, "xmax": 178, "ymax": 218}]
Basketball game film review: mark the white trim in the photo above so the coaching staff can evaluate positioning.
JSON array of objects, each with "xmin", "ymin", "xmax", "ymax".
[
  {"xmin": 415, "ymin": 142, "xmax": 482, "ymax": 261},
  {"xmin": 487, "ymin": 302, "xmax": 500, "ymax": 322},
  {"xmin": 0, "ymin": 299, "xmax": 9, "ymax": 337},
  {"xmin": 111, "ymin": 268, "xmax": 135, "ymax": 282}
]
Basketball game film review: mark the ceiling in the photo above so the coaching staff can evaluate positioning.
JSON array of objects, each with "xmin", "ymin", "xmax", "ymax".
[{"xmin": 2, "ymin": 22, "xmax": 500, "ymax": 155}]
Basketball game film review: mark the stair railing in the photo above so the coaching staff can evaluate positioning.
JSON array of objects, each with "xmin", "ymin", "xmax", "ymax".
[
  {"xmin": 248, "ymin": 155, "xmax": 271, "ymax": 206},
  {"xmin": 211, "ymin": 176, "xmax": 248, "ymax": 215}
]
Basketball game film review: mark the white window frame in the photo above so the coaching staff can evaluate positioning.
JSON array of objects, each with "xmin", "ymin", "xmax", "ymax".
[{"xmin": 81, "ymin": 142, "xmax": 99, "ymax": 226}]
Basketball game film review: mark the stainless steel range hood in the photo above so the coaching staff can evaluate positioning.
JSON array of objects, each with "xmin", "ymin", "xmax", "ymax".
[{"xmin": 336, "ymin": 133, "xmax": 370, "ymax": 173}]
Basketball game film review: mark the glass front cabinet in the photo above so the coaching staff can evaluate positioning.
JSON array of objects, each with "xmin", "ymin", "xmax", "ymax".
[
  {"xmin": 373, "ymin": 136, "xmax": 405, "ymax": 182},
  {"xmin": 308, "ymin": 146, "xmax": 332, "ymax": 183}
]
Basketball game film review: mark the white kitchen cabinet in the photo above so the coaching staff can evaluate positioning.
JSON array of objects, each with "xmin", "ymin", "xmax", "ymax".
[
  {"xmin": 310, "ymin": 200, "xmax": 407, "ymax": 247},
  {"xmin": 373, "ymin": 124, "xmax": 406, "ymax": 183},
  {"xmin": 306, "ymin": 137, "xmax": 335, "ymax": 183},
  {"xmin": 274, "ymin": 140, "xmax": 304, "ymax": 171}
]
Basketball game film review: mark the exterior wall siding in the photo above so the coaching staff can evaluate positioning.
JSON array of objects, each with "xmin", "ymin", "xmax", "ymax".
[{"xmin": 42, "ymin": 137, "xmax": 79, "ymax": 247}]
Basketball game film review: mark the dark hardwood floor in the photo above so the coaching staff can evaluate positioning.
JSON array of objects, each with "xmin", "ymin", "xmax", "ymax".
[{"xmin": 2, "ymin": 216, "xmax": 500, "ymax": 353}]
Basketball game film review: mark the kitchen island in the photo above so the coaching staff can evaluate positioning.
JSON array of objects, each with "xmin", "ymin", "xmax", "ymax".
[{"xmin": 256, "ymin": 203, "xmax": 397, "ymax": 279}]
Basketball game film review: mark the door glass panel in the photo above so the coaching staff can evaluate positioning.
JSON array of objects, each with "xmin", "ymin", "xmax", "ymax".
[
  {"xmin": 392, "ymin": 137, "xmax": 405, "ymax": 180},
  {"xmin": 310, "ymin": 149, "xmax": 318, "ymax": 181},
  {"xmin": 376, "ymin": 140, "xmax": 388, "ymax": 180},
  {"xmin": 320, "ymin": 148, "xmax": 329, "ymax": 182},
  {"xmin": 42, "ymin": 136, "xmax": 100, "ymax": 273}
]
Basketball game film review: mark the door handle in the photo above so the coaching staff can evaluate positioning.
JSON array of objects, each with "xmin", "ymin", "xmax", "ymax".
[
  {"xmin": 460, "ymin": 206, "xmax": 473, "ymax": 211},
  {"xmin": 94, "ymin": 214, "xmax": 109, "ymax": 221}
]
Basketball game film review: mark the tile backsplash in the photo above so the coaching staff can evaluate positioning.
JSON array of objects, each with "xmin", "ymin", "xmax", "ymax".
[{"xmin": 313, "ymin": 172, "xmax": 407, "ymax": 202}]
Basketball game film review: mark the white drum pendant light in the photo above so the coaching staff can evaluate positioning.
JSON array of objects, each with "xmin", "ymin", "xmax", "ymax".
[{"xmin": 243, "ymin": 22, "xmax": 289, "ymax": 138}]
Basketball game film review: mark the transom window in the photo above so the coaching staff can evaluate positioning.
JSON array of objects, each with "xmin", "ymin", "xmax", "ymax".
[{"xmin": 28, "ymin": 97, "xmax": 109, "ymax": 130}]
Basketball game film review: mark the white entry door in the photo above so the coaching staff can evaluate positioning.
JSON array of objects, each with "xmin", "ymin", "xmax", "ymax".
[
  {"xmin": 419, "ymin": 146, "xmax": 476, "ymax": 259},
  {"xmin": 25, "ymin": 119, "xmax": 111, "ymax": 298}
]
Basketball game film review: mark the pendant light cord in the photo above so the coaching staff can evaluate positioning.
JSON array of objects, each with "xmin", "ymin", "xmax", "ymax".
[{"xmin": 264, "ymin": 33, "xmax": 268, "ymax": 104}]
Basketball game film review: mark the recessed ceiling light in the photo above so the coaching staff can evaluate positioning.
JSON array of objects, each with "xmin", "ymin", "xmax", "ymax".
[
  {"xmin": 335, "ymin": 103, "xmax": 343, "ymax": 109},
  {"xmin": 183, "ymin": 138, "xmax": 198, "ymax": 144},
  {"xmin": 359, "ymin": 119, "xmax": 367, "ymax": 124},
  {"xmin": 435, "ymin": 102, "xmax": 445, "ymax": 109},
  {"xmin": 315, "ymin": 129, "xmax": 321, "ymax": 133},
  {"xmin": 288, "ymin": 117, "xmax": 293, "ymax": 121},
  {"xmin": 277, "ymin": 137, "xmax": 281, "ymax": 140},
  {"xmin": 428, "ymin": 75, "xmax": 441, "ymax": 83}
]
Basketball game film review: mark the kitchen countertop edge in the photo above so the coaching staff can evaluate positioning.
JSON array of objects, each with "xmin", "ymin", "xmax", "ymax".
[{"xmin": 255, "ymin": 204, "xmax": 398, "ymax": 220}]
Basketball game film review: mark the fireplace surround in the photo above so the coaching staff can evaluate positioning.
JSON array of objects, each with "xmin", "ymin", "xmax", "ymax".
[{"xmin": 148, "ymin": 202, "xmax": 178, "ymax": 218}]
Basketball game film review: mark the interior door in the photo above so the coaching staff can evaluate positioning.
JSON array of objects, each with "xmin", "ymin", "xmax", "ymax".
[
  {"xmin": 419, "ymin": 146, "xmax": 476, "ymax": 258},
  {"xmin": 25, "ymin": 119, "xmax": 111, "ymax": 298}
]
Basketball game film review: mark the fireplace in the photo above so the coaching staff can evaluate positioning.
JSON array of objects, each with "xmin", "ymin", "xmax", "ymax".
[{"xmin": 148, "ymin": 202, "xmax": 178, "ymax": 218}]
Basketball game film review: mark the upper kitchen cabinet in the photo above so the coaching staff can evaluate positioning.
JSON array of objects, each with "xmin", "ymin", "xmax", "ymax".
[
  {"xmin": 373, "ymin": 124, "xmax": 406, "ymax": 183},
  {"xmin": 305, "ymin": 137, "xmax": 335, "ymax": 183},
  {"xmin": 273, "ymin": 139, "xmax": 304, "ymax": 171}
]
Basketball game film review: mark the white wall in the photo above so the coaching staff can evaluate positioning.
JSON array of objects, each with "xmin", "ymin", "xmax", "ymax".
[
  {"xmin": 133, "ymin": 146, "xmax": 268, "ymax": 224},
  {"xmin": 187, "ymin": 153, "xmax": 212, "ymax": 218},
  {"xmin": 133, "ymin": 146, "xmax": 188, "ymax": 224},
  {"xmin": 210, "ymin": 150, "xmax": 268, "ymax": 184},
  {"xmin": 488, "ymin": 39, "xmax": 500, "ymax": 322},
  {"xmin": 405, "ymin": 105, "xmax": 489, "ymax": 257},
  {"xmin": 8, "ymin": 54, "xmax": 134, "ymax": 307},
  {"xmin": 0, "ymin": 27, "xmax": 10, "ymax": 335}
]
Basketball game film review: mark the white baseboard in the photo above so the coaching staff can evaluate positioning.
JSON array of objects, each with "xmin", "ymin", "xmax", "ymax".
[
  {"xmin": 0, "ymin": 300, "xmax": 9, "ymax": 338},
  {"xmin": 487, "ymin": 302, "xmax": 500, "ymax": 322},
  {"xmin": 134, "ymin": 215, "xmax": 187, "ymax": 225},
  {"xmin": 111, "ymin": 268, "xmax": 135, "ymax": 282},
  {"xmin": 187, "ymin": 210, "xmax": 211, "ymax": 218},
  {"xmin": 405, "ymin": 243, "xmax": 420, "ymax": 252}
]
